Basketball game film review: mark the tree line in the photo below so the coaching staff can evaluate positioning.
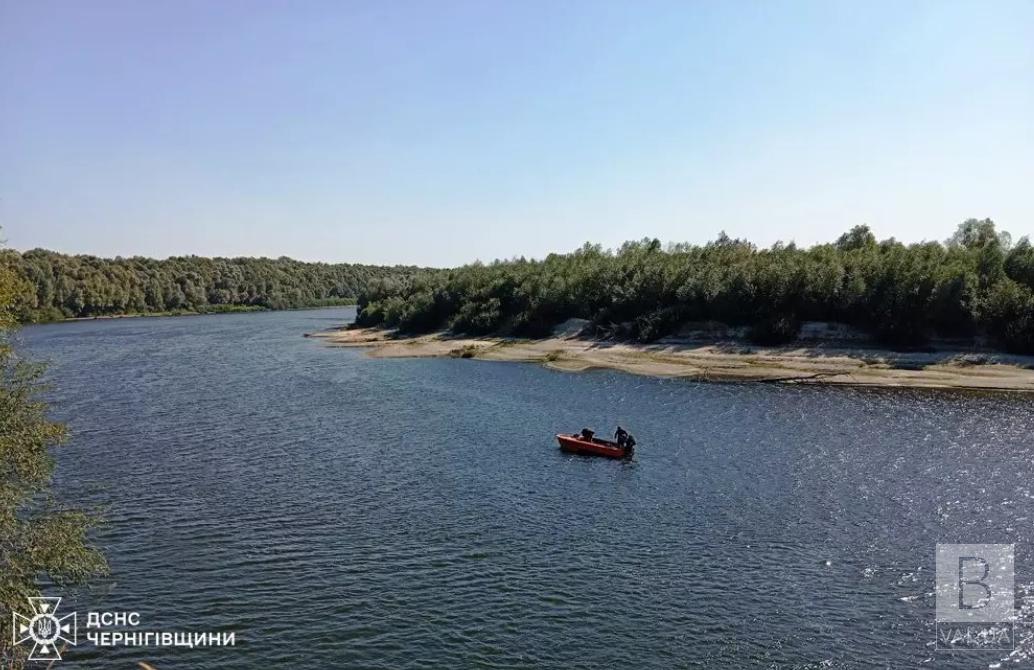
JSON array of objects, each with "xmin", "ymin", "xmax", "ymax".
[
  {"xmin": 355, "ymin": 219, "xmax": 1034, "ymax": 353},
  {"xmin": 0, "ymin": 249, "xmax": 427, "ymax": 322}
]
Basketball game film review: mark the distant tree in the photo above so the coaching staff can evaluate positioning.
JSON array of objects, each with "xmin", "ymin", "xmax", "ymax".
[
  {"xmin": 1005, "ymin": 237, "xmax": 1034, "ymax": 290},
  {"xmin": 835, "ymin": 225, "xmax": 877, "ymax": 251},
  {"xmin": 3, "ymin": 250, "xmax": 427, "ymax": 321},
  {"xmin": 949, "ymin": 218, "xmax": 1011, "ymax": 250},
  {"xmin": 354, "ymin": 220, "xmax": 1034, "ymax": 353}
]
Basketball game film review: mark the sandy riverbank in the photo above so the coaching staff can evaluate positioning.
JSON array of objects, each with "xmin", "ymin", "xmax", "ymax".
[{"xmin": 310, "ymin": 323, "xmax": 1034, "ymax": 393}]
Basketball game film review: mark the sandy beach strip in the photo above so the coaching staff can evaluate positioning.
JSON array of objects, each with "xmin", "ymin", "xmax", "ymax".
[{"xmin": 310, "ymin": 326, "xmax": 1034, "ymax": 393}]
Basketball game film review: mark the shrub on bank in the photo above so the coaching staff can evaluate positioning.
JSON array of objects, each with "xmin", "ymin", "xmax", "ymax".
[{"xmin": 749, "ymin": 315, "xmax": 801, "ymax": 346}]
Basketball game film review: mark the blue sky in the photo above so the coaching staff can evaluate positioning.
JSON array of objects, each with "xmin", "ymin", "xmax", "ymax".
[{"xmin": 1, "ymin": 0, "xmax": 1031, "ymax": 266}]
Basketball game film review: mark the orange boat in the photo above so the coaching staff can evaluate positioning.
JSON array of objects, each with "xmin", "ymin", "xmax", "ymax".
[{"xmin": 557, "ymin": 433, "xmax": 633, "ymax": 459}]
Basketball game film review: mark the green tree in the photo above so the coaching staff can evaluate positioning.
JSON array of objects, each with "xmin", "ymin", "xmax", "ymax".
[
  {"xmin": 949, "ymin": 218, "xmax": 1011, "ymax": 250},
  {"xmin": 0, "ymin": 231, "xmax": 107, "ymax": 670},
  {"xmin": 4, "ymin": 250, "xmax": 426, "ymax": 321},
  {"xmin": 354, "ymin": 220, "xmax": 1034, "ymax": 353},
  {"xmin": 835, "ymin": 224, "xmax": 877, "ymax": 251}
]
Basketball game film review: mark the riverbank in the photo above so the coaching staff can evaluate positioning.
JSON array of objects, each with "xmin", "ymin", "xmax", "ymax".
[
  {"xmin": 312, "ymin": 323, "xmax": 1034, "ymax": 392},
  {"xmin": 62, "ymin": 306, "xmax": 267, "ymax": 321},
  {"xmin": 23, "ymin": 302, "xmax": 356, "ymax": 324}
]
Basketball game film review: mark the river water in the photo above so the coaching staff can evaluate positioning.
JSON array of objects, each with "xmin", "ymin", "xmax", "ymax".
[{"xmin": 18, "ymin": 307, "xmax": 1034, "ymax": 669}]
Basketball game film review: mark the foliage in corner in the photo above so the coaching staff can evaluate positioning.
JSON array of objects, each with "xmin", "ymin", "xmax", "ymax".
[{"xmin": 0, "ymin": 231, "xmax": 108, "ymax": 669}]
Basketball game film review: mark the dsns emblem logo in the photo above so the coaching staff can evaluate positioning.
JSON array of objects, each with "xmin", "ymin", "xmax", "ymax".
[{"xmin": 12, "ymin": 597, "xmax": 77, "ymax": 661}]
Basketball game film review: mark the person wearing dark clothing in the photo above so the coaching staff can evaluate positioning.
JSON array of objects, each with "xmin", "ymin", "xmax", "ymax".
[
  {"xmin": 580, "ymin": 428, "xmax": 595, "ymax": 441},
  {"xmin": 614, "ymin": 426, "xmax": 628, "ymax": 447},
  {"xmin": 624, "ymin": 433, "xmax": 637, "ymax": 451}
]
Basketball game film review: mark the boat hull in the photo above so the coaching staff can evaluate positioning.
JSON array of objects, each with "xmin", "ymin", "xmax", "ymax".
[{"xmin": 556, "ymin": 434, "xmax": 632, "ymax": 459}]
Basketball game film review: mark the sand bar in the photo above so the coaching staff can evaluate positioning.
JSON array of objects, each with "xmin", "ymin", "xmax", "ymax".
[{"xmin": 311, "ymin": 324, "xmax": 1034, "ymax": 393}]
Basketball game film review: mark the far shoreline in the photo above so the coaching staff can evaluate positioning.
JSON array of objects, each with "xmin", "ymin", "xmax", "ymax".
[
  {"xmin": 24, "ymin": 302, "xmax": 356, "ymax": 325},
  {"xmin": 311, "ymin": 323, "xmax": 1034, "ymax": 394}
]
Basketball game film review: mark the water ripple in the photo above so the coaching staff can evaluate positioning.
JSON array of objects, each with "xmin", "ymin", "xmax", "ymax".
[{"xmin": 18, "ymin": 309, "xmax": 1034, "ymax": 669}]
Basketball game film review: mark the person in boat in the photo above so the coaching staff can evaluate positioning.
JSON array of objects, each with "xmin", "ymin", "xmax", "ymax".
[
  {"xmin": 614, "ymin": 426, "xmax": 628, "ymax": 447},
  {"xmin": 624, "ymin": 433, "xmax": 637, "ymax": 452},
  {"xmin": 579, "ymin": 427, "xmax": 595, "ymax": 441}
]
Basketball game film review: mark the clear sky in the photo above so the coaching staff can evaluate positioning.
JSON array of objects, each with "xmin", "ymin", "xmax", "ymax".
[{"xmin": 1, "ymin": 0, "xmax": 1031, "ymax": 266}]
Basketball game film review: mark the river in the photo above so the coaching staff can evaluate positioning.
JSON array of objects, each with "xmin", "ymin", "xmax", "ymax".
[{"xmin": 18, "ymin": 307, "xmax": 1034, "ymax": 668}]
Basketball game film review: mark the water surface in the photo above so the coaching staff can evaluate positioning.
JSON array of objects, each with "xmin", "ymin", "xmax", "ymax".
[{"xmin": 20, "ymin": 308, "xmax": 1034, "ymax": 668}]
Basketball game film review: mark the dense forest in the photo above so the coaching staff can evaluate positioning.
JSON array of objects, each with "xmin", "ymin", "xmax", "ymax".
[
  {"xmin": 355, "ymin": 219, "xmax": 1034, "ymax": 354},
  {"xmin": 0, "ymin": 249, "xmax": 426, "ymax": 322}
]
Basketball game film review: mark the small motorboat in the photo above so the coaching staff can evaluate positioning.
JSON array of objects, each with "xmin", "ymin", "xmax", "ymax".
[{"xmin": 557, "ymin": 432, "xmax": 633, "ymax": 459}]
